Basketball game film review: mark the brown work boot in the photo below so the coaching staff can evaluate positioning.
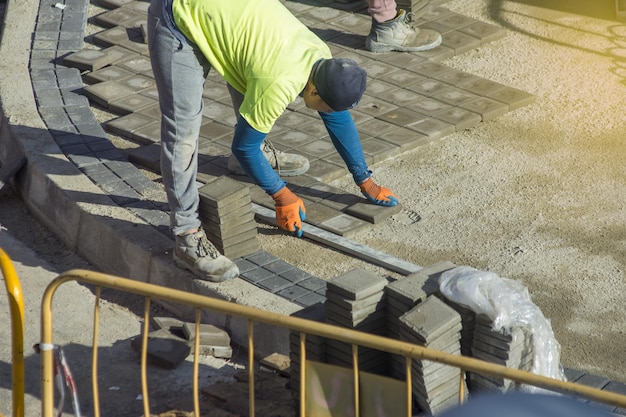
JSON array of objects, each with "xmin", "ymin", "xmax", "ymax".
[
  {"xmin": 228, "ymin": 139, "xmax": 310, "ymax": 177},
  {"xmin": 365, "ymin": 9, "xmax": 442, "ymax": 53},
  {"xmin": 174, "ymin": 229, "xmax": 239, "ymax": 282}
]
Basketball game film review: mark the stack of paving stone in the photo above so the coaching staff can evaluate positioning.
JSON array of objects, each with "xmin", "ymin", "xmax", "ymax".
[
  {"xmin": 385, "ymin": 272, "xmax": 429, "ymax": 380},
  {"xmin": 198, "ymin": 176, "xmax": 260, "ymax": 259},
  {"xmin": 324, "ymin": 269, "xmax": 389, "ymax": 375},
  {"xmin": 385, "ymin": 261, "xmax": 460, "ymax": 379},
  {"xmin": 130, "ymin": 316, "xmax": 232, "ymax": 369},
  {"xmin": 467, "ymin": 314, "xmax": 534, "ymax": 393},
  {"xmin": 441, "ymin": 300, "xmax": 476, "ymax": 357},
  {"xmin": 399, "ymin": 295, "xmax": 468, "ymax": 415},
  {"xmin": 288, "ymin": 303, "xmax": 327, "ymax": 402}
]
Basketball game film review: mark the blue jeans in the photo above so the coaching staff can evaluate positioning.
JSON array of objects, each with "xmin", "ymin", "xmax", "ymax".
[{"xmin": 147, "ymin": 0, "xmax": 243, "ymax": 235}]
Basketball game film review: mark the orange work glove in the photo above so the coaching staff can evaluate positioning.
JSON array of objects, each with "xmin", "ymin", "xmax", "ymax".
[
  {"xmin": 359, "ymin": 177, "xmax": 399, "ymax": 207},
  {"xmin": 271, "ymin": 186, "xmax": 306, "ymax": 237}
]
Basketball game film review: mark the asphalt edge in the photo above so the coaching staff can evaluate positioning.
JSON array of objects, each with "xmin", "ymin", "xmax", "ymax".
[{"xmin": 0, "ymin": 0, "xmax": 297, "ymax": 358}]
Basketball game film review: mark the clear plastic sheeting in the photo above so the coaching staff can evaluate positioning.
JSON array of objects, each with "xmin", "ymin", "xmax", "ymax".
[{"xmin": 439, "ymin": 266, "xmax": 566, "ymax": 393}]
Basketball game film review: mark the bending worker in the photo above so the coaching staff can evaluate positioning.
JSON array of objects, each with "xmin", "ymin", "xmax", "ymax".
[{"xmin": 147, "ymin": 0, "xmax": 400, "ymax": 283}]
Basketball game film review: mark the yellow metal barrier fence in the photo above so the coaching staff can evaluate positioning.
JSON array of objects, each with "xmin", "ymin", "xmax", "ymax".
[
  {"xmin": 0, "ymin": 249, "xmax": 25, "ymax": 417},
  {"xmin": 40, "ymin": 269, "xmax": 626, "ymax": 417}
]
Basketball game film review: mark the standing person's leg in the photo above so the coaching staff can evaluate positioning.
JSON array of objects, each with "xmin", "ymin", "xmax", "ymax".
[
  {"xmin": 147, "ymin": 0, "xmax": 238, "ymax": 282},
  {"xmin": 365, "ymin": 0, "xmax": 442, "ymax": 53}
]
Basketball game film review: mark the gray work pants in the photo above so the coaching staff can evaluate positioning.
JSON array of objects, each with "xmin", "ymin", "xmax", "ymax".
[{"xmin": 147, "ymin": 0, "xmax": 243, "ymax": 235}]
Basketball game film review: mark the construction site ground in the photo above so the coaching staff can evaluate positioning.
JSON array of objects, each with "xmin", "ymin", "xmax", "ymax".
[{"xmin": 1, "ymin": 0, "xmax": 626, "ymax": 415}]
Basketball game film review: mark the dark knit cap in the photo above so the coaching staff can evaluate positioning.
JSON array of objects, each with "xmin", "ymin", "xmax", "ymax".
[{"xmin": 312, "ymin": 58, "xmax": 367, "ymax": 111}]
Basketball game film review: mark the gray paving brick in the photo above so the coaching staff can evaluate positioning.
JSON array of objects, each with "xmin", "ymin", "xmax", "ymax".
[
  {"xmin": 290, "ymin": 181, "xmax": 332, "ymax": 202},
  {"xmin": 93, "ymin": 8, "xmax": 146, "ymax": 29},
  {"xmin": 279, "ymin": 268, "xmax": 312, "ymax": 284},
  {"xmin": 298, "ymin": 138, "xmax": 336, "ymax": 159},
  {"xmin": 262, "ymin": 259, "xmax": 294, "ymax": 275},
  {"xmin": 109, "ymin": 93, "xmax": 156, "ymax": 115},
  {"xmin": 130, "ymin": 329, "xmax": 190, "ymax": 369},
  {"xmin": 460, "ymin": 96, "xmax": 509, "ymax": 122},
  {"xmin": 126, "ymin": 200, "xmax": 169, "ymax": 226},
  {"xmin": 136, "ymin": 102, "xmax": 161, "ymax": 120},
  {"xmin": 564, "ymin": 367, "xmax": 586, "ymax": 382},
  {"xmin": 39, "ymin": 107, "xmax": 72, "ymax": 130},
  {"xmin": 84, "ymin": 80, "xmax": 137, "ymax": 108},
  {"xmin": 458, "ymin": 77, "xmax": 505, "ymax": 96},
  {"xmin": 93, "ymin": 25, "xmax": 140, "ymax": 47},
  {"xmin": 356, "ymin": 95, "xmax": 399, "ymax": 118},
  {"xmin": 298, "ymin": 201, "xmax": 338, "ymax": 225},
  {"xmin": 489, "ymin": 86, "xmax": 536, "ymax": 111},
  {"xmin": 377, "ymin": 107, "xmax": 431, "ymax": 127},
  {"xmin": 34, "ymin": 88, "xmax": 63, "ymax": 108},
  {"xmin": 327, "ymin": 268, "xmax": 387, "ymax": 300},
  {"xmin": 399, "ymin": 295, "xmax": 461, "ymax": 343},
  {"xmin": 297, "ymin": 276, "xmax": 326, "ymax": 292},
  {"xmin": 361, "ymin": 137, "xmax": 401, "ymax": 163},
  {"xmin": 81, "ymin": 163, "xmax": 120, "ymax": 185},
  {"xmin": 204, "ymin": 218, "xmax": 257, "ymax": 241},
  {"xmin": 459, "ymin": 20, "xmax": 506, "ymax": 43},
  {"xmin": 293, "ymin": 292, "xmax": 326, "ymax": 307},
  {"xmin": 116, "ymin": 54, "xmax": 153, "ymax": 74},
  {"xmin": 245, "ymin": 250, "xmax": 278, "ymax": 267},
  {"xmin": 256, "ymin": 274, "xmax": 294, "ymax": 293},
  {"xmin": 56, "ymin": 67, "xmax": 84, "ymax": 88},
  {"xmin": 407, "ymin": 117, "xmax": 455, "ymax": 139},
  {"xmin": 266, "ymin": 129, "xmax": 316, "ymax": 150},
  {"xmin": 345, "ymin": 200, "xmax": 402, "ymax": 224},
  {"xmin": 124, "ymin": 174, "xmax": 162, "ymax": 196},
  {"xmin": 441, "ymin": 30, "xmax": 481, "ymax": 55},
  {"xmin": 198, "ymin": 176, "xmax": 250, "ymax": 209},
  {"xmin": 306, "ymin": 158, "xmax": 346, "ymax": 183},
  {"xmin": 431, "ymin": 86, "xmax": 480, "ymax": 107},
  {"xmin": 67, "ymin": 105, "xmax": 98, "ymax": 126},
  {"xmin": 233, "ymin": 258, "xmax": 258, "ymax": 274},
  {"xmin": 66, "ymin": 152, "xmax": 101, "ymax": 168},
  {"xmin": 276, "ymin": 285, "xmax": 312, "ymax": 303},
  {"xmin": 57, "ymin": 38, "xmax": 84, "ymax": 50},
  {"xmin": 357, "ymin": 117, "xmax": 400, "ymax": 135},
  {"xmin": 202, "ymin": 101, "xmax": 237, "ymax": 127},
  {"xmin": 240, "ymin": 264, "xmax": 276, "ymax": 284},
  {"xmin": 118, "ymin": 38, "xmax": 149, "ymax": 55},
  {"xmin": 318, "ymin": 213, "xmax": 370, "ymax": 237},
  {"xmin": 63, "ymin": 46, "xmax": 121, "ymax": 71},
  {"xmin": 61, "ymin": 89, "xmax": 91, "ymax": 107},
  {"xmin": 379, "ymin": 127, "xmax": 431, "ymax": 153},
  {"xmin": 83, "ymin": 65, "xmax": 135, "ymax": 84},
  {"xmin": 206, "ymin": 226, "xmax": 256, "ymax": 248},
  {"xmin": 200, "ymin": 204, "xmax": 255, "ymax": 227},
  {"xmin": 214, "ymin": 237, "xmax": 260, "ymax": 259},
  {"xmin": 432, "ymin": 106, "xmax": 482, "ymax": 131},
  {"xmin": 127, "ymin": 143, "xmax": 161, "ymax": 172},
  {"xmin": 129, "ymin": 120, "xmax": 161, "ymax": 145},
  {"xmin": 116, "ymin": 73, "xmax": 154, "ymax": 92},
  {"xmin": 575, "ymin": 373, "xmax": 611, "ymax": 390},
  {"xmin": 182, "ymin": 322, "xmax": 230, "ymax": 346},
  {"xmin": 105, "ymin": 112, "xmax": 154, "ymax": 137}
]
